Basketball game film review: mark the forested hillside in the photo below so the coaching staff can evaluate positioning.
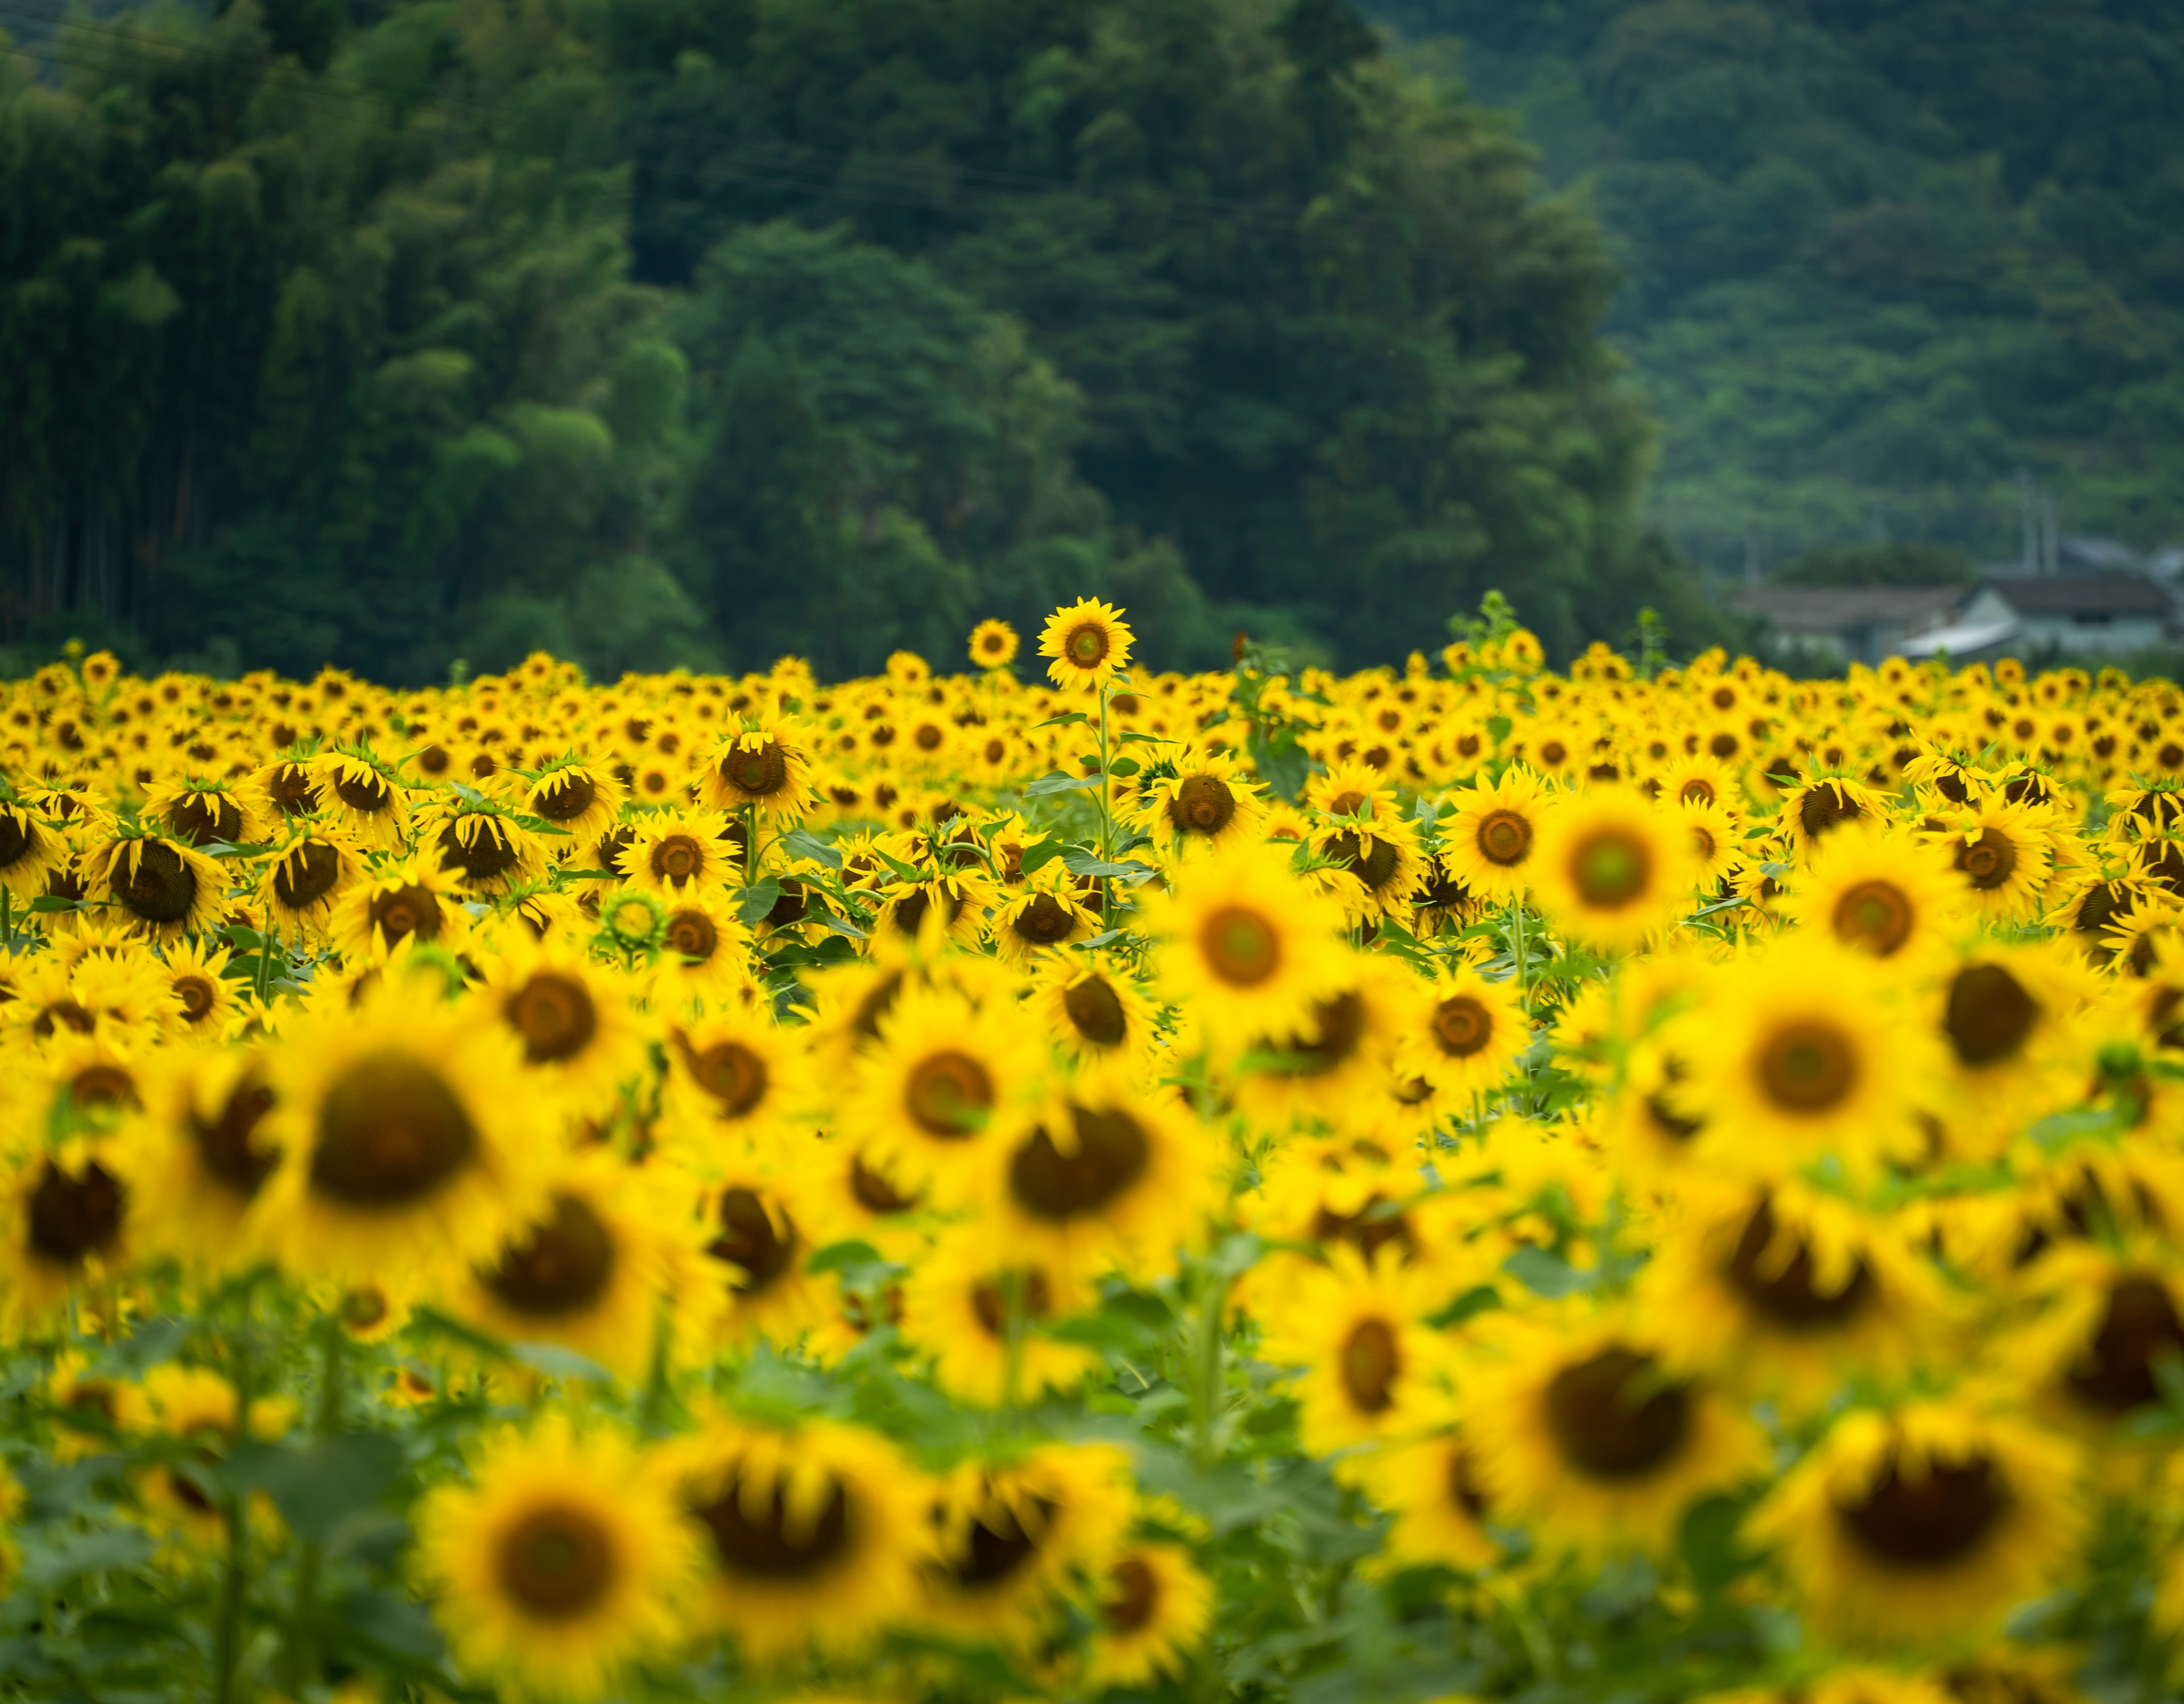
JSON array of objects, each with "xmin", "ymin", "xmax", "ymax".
[
  {"xmin": 0, "ymin": 0, "xmax": 1728, "ymax": 681},
  {"xmin": 1369, "ymin": 0, "xmax": 2184, "ymax": 580}
]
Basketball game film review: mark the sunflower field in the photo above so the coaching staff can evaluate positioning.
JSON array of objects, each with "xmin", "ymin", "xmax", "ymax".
[{"xmin": 0, "ymin": 596, "xmax": 2182, "ymax": 1704}]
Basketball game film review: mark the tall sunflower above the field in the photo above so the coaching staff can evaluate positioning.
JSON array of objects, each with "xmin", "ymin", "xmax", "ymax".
[{"xmin": 1040, "ymin": 598, "xmax": 1134, "ymax": 693}]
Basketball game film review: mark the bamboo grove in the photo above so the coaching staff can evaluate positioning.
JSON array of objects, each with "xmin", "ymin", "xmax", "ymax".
[{"xmin": 0, "ymin": 599, "xmax": 2179, "ymax": 1703}]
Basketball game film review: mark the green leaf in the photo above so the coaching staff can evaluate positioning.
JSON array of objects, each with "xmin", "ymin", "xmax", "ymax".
[
  {"xmin": 736, "ymin": 878, "xmax": 784, "ymax": 926},
  {"xmin": 331, "ymin": 1589, "xmax": 446, "ymax": 1666},
  {"xmin": 1680, "ymin": 1493, "xmax": 1757, "ymax": 1595},
  {"xmin": 1503, "ymin": 1244, "xmax": 1587, "ymax": 1298},
  {"xmin": 1024, "ymin": 771, "xmax": 1104, "ymax": 797},
  {"xmin": 1017, "ymin": 837, "xmax": 1072, "ymax": 875},
  {"xmin": 1106, "ymin": 757, "xmax": 1140, "ymax": 777},
  {"xmin": 229, "ymin": 1432, "xmax": 404, "ymax": 1544},
  {"xmin": 1035, "ymin": 712, "xmax": 1089, "ymax": 729},
  {"xmin": 1486, "ymin": 715, "xmax": 1513, "ymax": 742},
  {"xmin": 1060, "ymin": 850, "xmax": 1156, "ymax": 880},
  {"xmin": 807, "ymin": 1238, "xmax": 886, "ymax": 1275},
  {"xmin": 781, "ymin": 828, "xmax": 843, "ymax": 870},
  {"xmin": 28, "ymin": 896, "xmax": 82, "ymax": 913},
  {"xmin": 510, "ymin": 1341, "xmax": 617, "ymax": 1383}
]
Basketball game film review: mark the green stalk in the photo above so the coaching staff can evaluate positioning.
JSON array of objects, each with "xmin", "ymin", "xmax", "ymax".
[
  {"xmin": 211, "ymin": 1304, "xmax": 257, "ymax": 1704},
  {"xmin": 279, "ymin": 1318, "xmax": 346, "ymax": 1693},
  {"xmin": 1095, "ymin": 682, "xmax": 1114, "ymax": 930},
  {"xmin": 1189, "ymin": 1264, "xmax": 1230, "ymax": 1467}
]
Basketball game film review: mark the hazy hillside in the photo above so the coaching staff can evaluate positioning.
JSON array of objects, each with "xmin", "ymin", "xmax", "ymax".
[{"xmin": 1368, "ymin": 0, "xmax": 2184, "ymax": 582}]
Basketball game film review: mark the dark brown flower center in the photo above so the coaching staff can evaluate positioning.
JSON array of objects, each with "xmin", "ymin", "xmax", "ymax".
[
  {"xmin": 1798, "ymin": 784, "xmax": 1863, "ymax": 841},
  {"xmin": 267, "ymin": 766, "xmax": 322, "ymax": 814},
  {"xmin": 1008, "ymin": 1106, "xmax": 1152, "ymax": 1222},
  {"xmin": 1285, "ymin": 991, "xmax": 1367, "ymax": 1076},
  {"xmin": 694, "ymin": 1472, "xmax": 849, "ymax": 1578},
  {"xmin": 1065, "ymin": 623, "xmax": 1110, "ymax": 667},
  {"xmin": 1679, "ymin": 777, "xmax": 1718, "ymax": 807},
  {"xmin": 1944, "ymin": 963, "xmax": 2039, "ymax": 1066},
  {"xmin": 905, "ymin": 1051, "xmax": 994, "ymax": 1137},
  {"xmin": 1170, "ymin": 775, "xmax": 1236, "ymax": 835},
  {"xmin": 116, "ymin": 841, "xmax": 197, "ymax": 924},
  {"xmin": 1544, "ymin": 1347, "xmax": 1690, "ymax": 1479},
  {"xmin": 0, "ymin": 812, "xmax": 32, "ymax": 868},
  {"xmin": 1310, "ymin": 1192, "xmax": 1414, "ymax": 1263},
  {"xmin": 498, "ymin": 1504, "xmax": 613, "ymax": 1618},
  {"xmin": 970, "ymin": 1269, "xmax": 1054, "ymax": 1335},
  {"xmin": 721, "ymin": 742, "xmax": 789, "ymax": 798},
  {"xmin": 2065, "ymin": 1275, "xmax": 2184, "ymax": 1412},
  {"xmin": 172, "ymin": 974, "xmax": 217, "ymax": 1023},
  {"xmin": 533, "ymin": 773, "xmax": 597, "ymax": 822},
  {"xmin": 1010, "ymin": 893, "xmax": 1079, "ymax": 945},
  {"xmin": 273, "ymin": 841, "xmax": 344, "ymax": 911},
  {"xmin": 1724, "ymin": 1198, "xmax": 1873, "ymax": 1327},
  {"xmin": 168, "ymin": 793, "xmax": 242, "ymax": 847},
  {"xmin": 438, "ymin": 820, "xmax": 522, "ymax": 882},
  {"xmin": 1834, "ymin": 879, "xmax": 1914, "ymax": 954},
  {"xmin": 366, "ymin": 882, "xmax": 441, "ymax": 945},
  {"xmin": 1570, "ymin": 829, "xmax": 1651, "ymax": 908},
  {"xmin": 652, "ymin": 834, "xmax": 705, "ymax": 884},
  {"xmin": 1955, "ymin": 829, "xmax": 2018, "ymax": 891},
  {"xmin": 664, "ymin": 908, "xmax": 719, "ymax": 962},
  {"xmin": 191, "ymin": 1079, "xmax": 279, "ymax": 1197},
  {"xmin": 27, "ymin": 1159, "xmax": 125, "ymax": 1267},
  {"xmin": 687, "ymin": 1041, "xmax": 769, "ymax": 1117},
  {"xmin": 1341, "ymin": 1317, "xmax": 1400, "ymax": 1413},
  {"xmin": 1329, "ymin": 831, "xmax": 1400, "ymax": 891},
  {"xmin": 1199, "ymin": 905, "xmax": 1280, "ymax": 986},
  {"xmin": 1447, "ymin": 1441, "xmax": 1492, "ymax": 1519},
  {"xmin": 1061, "ymin": 974, "xmax": 1130, "ymax": 1047},
  {"xmin": 1433, "ymin": 994, "xmax": 1494, "ymax": 1057},
  {"xmin": 506, "ymin": 973, "xmax": 598, "ymax": 1065},
  {"xmin": 309, "ymin": 1054, "xmax": 478, "ymax": 1206},
  {"xmin": 949, "ymin": 1494, "xmax": 1058, "ymax": 1587},
  {"xmin": 1839, "ymin": 1453, "xmax": 2003, "ymax": 1567},
  {"xmin": 706, "ymin": 1186, "xmax": 797, "ymax": 1292},
  {"xmin": 333, "ymin": 770, "xmax": 393, "ymax": 813},
  {"xmin": 1103, "ymin": 1556, "xmax": 1159, "ymax": 1633},
  {"xmin": 1478, "ymin": 809, "xmax": 1532, "ymax": 866},
  {"xmin": 850, "ymin": 1155, "xmax": 921, "ymax": 1215},
  {"xmin": 485, "ymin": 1192, "xmax": 616, "ymax": 1316},
  {"xmin": 1756, "ymin": 1019, "xmax": 1858, "ymax": 1112}
]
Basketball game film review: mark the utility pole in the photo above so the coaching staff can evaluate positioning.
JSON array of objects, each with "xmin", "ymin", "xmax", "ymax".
[{"xmin": 2018, "ymin": 469, "xmax": 2037, "ymax": 574}]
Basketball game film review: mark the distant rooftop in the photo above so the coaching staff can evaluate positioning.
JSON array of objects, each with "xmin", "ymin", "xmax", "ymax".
[
  {"xmin": 1724, "ymin": 585, "xmax": 1963, "ymax": 636},
  {"xmin": 1976, "ymin": 572, "xmax": 2172, "ymax": 616}
]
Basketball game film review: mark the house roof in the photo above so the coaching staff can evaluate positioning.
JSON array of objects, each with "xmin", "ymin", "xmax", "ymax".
[
  {"xmin": 1978, "ymin": 572, "xmax": 2172, "ymax": 617},
  {"xmin": 1726, "ymin": 585, "xmax": 1964, "ymax": 635}
]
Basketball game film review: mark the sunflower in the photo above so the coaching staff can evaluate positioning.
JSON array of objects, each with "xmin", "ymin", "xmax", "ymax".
[
  {"xmin": 662, "ymin": 1008, "xmax": 811, "ymax": 1163},
  {"xmin": 973, "ymin": 1074, "xmax": 1217, "ymax": 1281},
  {"xmin": 1463, "ymin": 1303, "xmax": 1766, "ymax": 1560},
  {"xmin": 473, "ymin": 938, "xmax": 649, "ymax": 1119},
  {"xmin": 970, "ymin": 618, "xmax": 1020, "ymax": 671},
  {"xmin": 250, "ymin": 982, "xmax": 552, "ymax": 1284},
  {"xmin": 46, "ymin": 1352, "xmax": 151, "ymax": 1461},
  {"xmin": 701, "ymin": 722, "xmax": 816, "ymax": 819},
  {"xmin": 1362, "ymin": 1429, "xmax": 1502, "ymax": 1574},
  {"xmin": 1391, "ymin": 959, "xmax": 1530, "ymax": 1101},
  {"xmin": 662, "ymin": 1412, "xmax": 936, "ymax": 1663},
  {"xmin": 82, "ymin": 833, "xmax": 226, "ymax": 942},
  {"xmin": 2045, "ymin": 870, "xmax": 2156, "ymax": 966},
  {"xmin": 421, "ymin": 801, "xmax": 551, "ymax": 898},
  {"xmin": 874, "ymin": 868, "xmax": 998, "ymax": 952},
  {"xmin": 842, "ymin": 985, "xmax": 1038, "ymax": 1200},
  {"xmin": 1782, "ymin": 774, "xmax": 1888, "ymax": 862},
  {"xmin": 1529, "ymin": 787, "xmax": 1695, "ymax": 951},
  {"xmin": 682, "ymin": 1156, "xmax": 841, "ymax": 1350},
  {"xmin": 0, "ymin": 801, "xmax": 68, "ymax": 900},
  {"xmin": 2001, "ymin": 1238, "xmax": 2184, "ymax": 1438},
  {"xmin": 140, "ymin": 776, "xmax": 269, "ymax": 850},
  {"xmin": 1785, "ymin": 821, "xmax": 1966, "ymax": 965},
  {"xmin": 1028, "ymin": 953, "xmax": 1163, "ymax": 1071},
  {"xmin": 618, "ymin": 809, "xmax": 740, "ymax": 901},
  {"xmin": 456, "ymin": 1154, "xmax": 684, "ymax": 1381},
  {"xmin": 133, "ymin": 1363, "xmax": 295, "ymax": 1553},
  {"xmin": 897, "ymin": 1225, "xmax": 1099, "ymax": 1407},
  {"xmin": 1130, "ymin": 747, "xmax": 1268, "ymax": 858},
  {"xmin": 1261, "ymin": 1247, "xmax": 1452, "ymax": 1461},
  {"xmin": 126, "ymin": 1045, "xmax": 279, "ymax": 1274},
  {"xmin": 328, "ymin": 858, "xmax": 468, "ymax": 961},
  {"xmin": 1442, "ymin": 766, "xmax": 1552, "ymax": 899},
  {"xmin": 1931, "ymin": 940, "xmax": 2097, "ymax": 1152},
  {"xmin": 1143, "ymin": 841, "xmax": 1347, "ymax": 1055},
  {"xmin": 1925, "ymin": 799, "xmax": 2054, "ymax": 923},
  {"xmin": 1039, "ymin": 598, "xmax": 1134, "ymax": 693},
  {"xmin": 989, "ymin": 867, "xmax": 1102, "ymax": 967},
  {"xmin": 524, "ymin": 758, "xmax": 624, "ymax": 848},
  {"xmin": 1745, "ymin": 1398, "xmax": 2087, "ymax": 1648},
  {"xmin": 921, "ymin": 1443, "xmax": 1135, "ymax": 1645},
  {"xmin": 312, "ymin": 750, "xmax": 410, "ymax": 848},
  {"xmin": 1310, "ymin": 810, "xmax": 1429, "ymax": 924},
  {"xmin": 0, "ymin": 1134, "xmax": 136, "ymax": 1327},
  {"xmin": 155, "ymin": 934, "xmax": 240, "ymax": 1039},
  {"xmin": 415, "ymin": 1415, "xmax": 697, "ymax": 1701},
  {"xmin": 255, "ymin": 824, "xmax": 365, "ymax": 941},
  {"xmin": 648, "ymin": 894, "xmax": 755, "ymax": 1011},
  {"xmin": 1081, "ymin": 1541, "xmax": 1215, "ymax": 1690},
  {"xmin": 1669, "ymin": 938, "xmax": 1943, "ymax": 1181},
  {"xmin": 1233, "ymin": 955, "xmax": 1411, "ymax": 1131},
  {"xmin": 1640, "ymin": 1180, "xmax": 1944, "ymax": 1412}
]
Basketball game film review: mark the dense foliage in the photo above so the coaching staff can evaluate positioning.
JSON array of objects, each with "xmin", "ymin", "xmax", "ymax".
[
  {"xmin": 1371, "ymin": 0, "xmax": 2184, "ymax": 578},
  {"xmin": 0, "ymin": 605, "xmax": 2182, "ymax": 1704},
  {"xmin": 0, "ymin": 0, "xmax": 1731, "ymax": 681}
]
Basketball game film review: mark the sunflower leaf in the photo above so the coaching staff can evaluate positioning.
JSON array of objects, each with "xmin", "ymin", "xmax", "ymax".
[
  {"xmin": 1017, "ymin": 837, "xmax": 1072, "ymax": 874},
  {"xmin": 1035, "ymin": 712, "xmax": 1089, "ymax": 729},
  {"xmin": 735, "ymin": 878, "xmax": 783, "ymax": 925},
  {"xmin": 807, "ymin": 1239, "xmax": 886, "ymax": 1275},
  {"xmin": 781, "ymin": 828, "xmax": 843, "ymax": 869},
  {"xmin": 1503, "ymin": 1244, "xmax": 1588, "ymax": 1298},
  {"xmin": 1024, "ymin": 771, "xmax": 1105, "ymax": 796}
]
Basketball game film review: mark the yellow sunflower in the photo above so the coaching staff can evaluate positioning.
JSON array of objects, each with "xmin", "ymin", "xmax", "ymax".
[
  {"xmin": 472, "ymin": 937, "xmax": 649, "ymax": 1119},
  {"xmin": 1442, "ymin": 765, "xmax": 1553, "ymax": 900},
  {"xmin": 311, "ymin": 750, "xmax": 411, "ymax": 849},
  {"xmin": 1130, "ymin": 746, "xmax": 1268, "ymax": 859},
  {"xmin": 254, "ymin": 824, "xmax": 365, "ymax": 942},
  {"xmin": 1931, "ymin": 940, "xmax": 2098, "ymax": 1153},
  {"xmin": 155, "ymin": 934, "xmax": 240, "ymax": 1039},
  {"xmin": 82, "ymin": 833, "xmax": 227, "ymax": 942},
  {"xmin": 661, "ymin": 1412, "xmax": 936, "ymax": 1663},
  {"xmin": 969, "ymin": 618, "xmax": 1020, "ymax": 670},
  {"xmin": 1028, "ymin": 953, "xmax": 1164, "ymax": 1072},
  {"xmin": 1463, "ymin": 1302, "xmax": 1766, "ymax": 1560},
  {"xmin": 618, "ymin": 809, "xmax": 741, "ymax": 901},
  {"xmin": 988, "ymin": 867, "xmax": 1102, "ymax": 967},
  {"xmin": 328, "ymin": 858, "xmax": 469, "ymax": 961},
  {"xmin": 1784, "ymin": 821, "xmax": 1966, "ymax": 965},
  {"xmin": 1927, "ymin": 799, "xmax": 2055, "ymax": 923},
  {"xmin": 1260, "ymin": 1247, "xmax": 1453, "ymax": 1461},
  {"xmin": 0, "ymin": 1134, "xmax": 137, "ymax": 1329},
  {"xmin": 681, "ymin": 1155, "xmax": 841, "ymax": 1350},
  {"xmin": 415, "ymin": 1415, "xmax": 697, "ymax": 1701},
  {"xmin": 921, "ymin": 1443, "xmax": 1135, "ymax": 1645},
  {"xmin": 701, "ymin": 722, "xmax": 816, "ymax": 819},
  {"xmin": 1745, "ymin": 1398, "xmax": 2088, "ymax": 1648},
  {"xmin": 841, "ymin": 983, "xmax": 1038, "ymax": 1200},
  {"xmin": 1081, "ymin": 1542, "xmax": 1215, "ymax": 1690},
  {"xmin": 125, "ymin": 1045, "xmax": 279, "ymax": 1275},
  {"xmin": 1143, "ymin": 841, "xmax": 1347, "ymax": 1056},
  {"xmin": 140, "ymin": 776, "xmax": 270, "ymax": 850},
  {"xmin": 1529, "ymin": 787, "xmax": 1696, "ymax": 951},
  {"xmin": 1783, "ymin": 775, "xmax": 1887, "ymax": 862},
  {"xmin": 1390, "ymin": 958, "xmax": 1531, "ymax": 1101},
  {"xmin": 1310, "ymin": 810, "xmax": 1430, "ymax": 924},
  {"xmin": 1362, "ymin": 1429, "xmax": 1502, "ymax": 1574},
  {"xmin": 1232, "ymin": 954, "xmax": 1411, "ymax": 1131},
  {"xmin": 1039, "ymin": 598, "xmax": 1134, "ymax": 693},
  {"xmin": 648, "ymin": 894, "xmax": 756, "ymax": 1012},
  {"xmin": 662, "ymin": 1008, "xmax": 811, "ymax": 1164},
  {"xmin": 897, "ymin": 1224, "xmax": 1099, "ymax": 1407},
  {"xmin": 0, "ymin": 801, "xmax": 68, "ymax": 900},
  {"xmin": 250, "ymin": 982, "xmax": 553, "ymax": 1284},
  {"xmin": 523, "ymin": 758, "xmax": 624, "ymax": 848},
  {"xmin": 420, "ymin": 801, "xmax": 551, "ymax": 898}
]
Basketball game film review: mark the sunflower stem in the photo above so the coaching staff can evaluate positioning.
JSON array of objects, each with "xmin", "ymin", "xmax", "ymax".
[
  {"xmin": 1189, "ymin": 1264, "xmax": 1230, "ymax": 1466},
  {"xmin": 279, "ymin": 1318, "xmax": 346, "ymax": 1693},
  {"xmin": 639, "ymin": 1300, "xmax": 673, "ymax": 1434},
  {"xmin": 1507, "ymin": 900, "xmax": 1530, "ymax": 1016},
  {"xmin": 211, "ymin": 1295, "xmax": 258, "ymax": 1704},
  {"xmin": 742, "ymin": 803, "xmax": 756, "ymax": 890},
  {"xmin": 2, "ymin": 885, "xmax": 11, "ymax": 947},
  {"xmin": 1000, "ymin": 1270, "xmax": 1027, "ymax": 1426},
  {"xmin": 1096, "ymin": 682, "xmax": 1115, "ymax": 932}
]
